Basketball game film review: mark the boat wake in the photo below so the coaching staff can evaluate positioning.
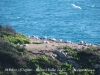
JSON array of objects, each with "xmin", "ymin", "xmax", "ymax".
[{"xmin": 71, "ymin": 4, "xmax": 81, "ymax": 9}]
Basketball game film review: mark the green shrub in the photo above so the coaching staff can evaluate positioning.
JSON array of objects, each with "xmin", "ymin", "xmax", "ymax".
[
  {"xmin": 0, "ymin": 24, "xmax": 30, "ymax": 44},
  {"xmin": 87, "ymin": 47, "xmax": 93, "ymax": 51},
  {"xmin": 59, "ymin": 71, "xmax": 68, "ymax": 75}
]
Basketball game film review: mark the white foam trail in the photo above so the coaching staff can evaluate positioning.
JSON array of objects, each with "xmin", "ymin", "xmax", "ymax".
[{"xmin": 71, "ymin": 4, "xmax": 81, "ymax": 9}]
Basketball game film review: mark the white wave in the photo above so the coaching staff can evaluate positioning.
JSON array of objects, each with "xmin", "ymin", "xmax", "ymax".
[
  {"xmin": 17, "ymin": 17, "xmax": 20, "ymax": 19},
  {"xmin": 71, "ymin": 4, "xmax": 81, "ymax": 9},
  {"xmin": 92, "ymin": 5, "xmax": 94, "ymax": 7}
]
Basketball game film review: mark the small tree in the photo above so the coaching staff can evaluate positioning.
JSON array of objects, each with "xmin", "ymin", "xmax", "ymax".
[{"xmin": 5, "ymin": 25, "xmax": 16, "ymax": 35}]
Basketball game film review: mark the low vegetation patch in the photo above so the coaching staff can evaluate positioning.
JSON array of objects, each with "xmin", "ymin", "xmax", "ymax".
[
  {"xmin": 33, "ymin": 42, "xmax": 43, "ymax": 44},
  {"xmin": 0, "ymin": 24, "xmax": 30, "ymax": 44}
]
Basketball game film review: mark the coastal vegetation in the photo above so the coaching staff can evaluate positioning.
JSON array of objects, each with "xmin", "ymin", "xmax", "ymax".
[
  {"xmin": 0, "ymin": 24, "xmax": 30, "ymax": 44},
  {"xmin": 0, "ymin": 24, "xmax": 100, "ymax": 75}
]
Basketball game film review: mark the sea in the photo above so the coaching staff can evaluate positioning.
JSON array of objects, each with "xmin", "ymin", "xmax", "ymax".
[{"xmin": 0, "ymin": 0, "xmax": 100, "ymax": 44}]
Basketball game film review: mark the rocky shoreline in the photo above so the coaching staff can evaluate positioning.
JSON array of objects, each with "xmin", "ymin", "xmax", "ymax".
[{"xmin": 23, "ymin": 36, "xmax": 99, "ymax": 58}]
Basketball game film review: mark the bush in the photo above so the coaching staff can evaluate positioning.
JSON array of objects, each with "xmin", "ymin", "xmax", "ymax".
[
  {"xmin": 0, "ymin": 51, "xmax": 19, "ymax": 67},
  {"xmin": 0, "ymin": 24, "xmax": 30, "ymax": 44},
  {"xmin": 5, "ymin": 25, "xmax": 16, "ymax": 34}
]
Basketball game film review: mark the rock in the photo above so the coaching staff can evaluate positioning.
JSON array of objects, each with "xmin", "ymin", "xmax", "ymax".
[
  {"xmin": 78, "ymin": 41, "xmax": 86, "ymax": 45},
  {"xmin": 50, "ymin": 38, "xmax": 57, "ymax": 41},
  {"xmin": 66, "ymin": 40, "xmax": 71, "ymax": 43},
  {"xmin": 67, "ymin": 60, "xmax": 79, "ymax": 69},
  {"xmin": 59, "ymin": 39, "xmax": 62, "ymax": 42},
  {"xmin": 23, "ymin": 44, "xmax": 28, "ymax": 47},
  {"xmin": 54, "ymin": 49, "xmax": 67, "ymax": 58},
  {"xmin": 43, "ymin": 41, "xmax": 49, "ymax": 44}
]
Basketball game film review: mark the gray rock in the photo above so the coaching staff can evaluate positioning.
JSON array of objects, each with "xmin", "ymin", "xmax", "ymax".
[{"xmin": 67, "ymin": 60, "xmax": 79, "ymax": 69}]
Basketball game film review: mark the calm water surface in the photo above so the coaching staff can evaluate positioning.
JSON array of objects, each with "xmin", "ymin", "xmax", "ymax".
[{"xmin": 0, "ymin": 0, "xmax": 100, "ymax": 44}]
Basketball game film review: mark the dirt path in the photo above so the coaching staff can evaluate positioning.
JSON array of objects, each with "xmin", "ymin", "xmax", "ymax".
[{"xmin": 24, "ymin": 38, "xmax": 88, "ymax": 57}]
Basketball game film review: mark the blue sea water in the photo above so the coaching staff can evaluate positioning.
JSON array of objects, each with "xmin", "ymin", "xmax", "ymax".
[{"xmin": 0, "ymin": 0, "xmax": 100, "ymax": 44}]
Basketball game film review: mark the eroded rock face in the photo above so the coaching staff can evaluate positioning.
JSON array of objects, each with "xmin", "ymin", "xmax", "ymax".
[{"xmin": 54, "ymin": 49, "xmax": 67, "ymax": 58}]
